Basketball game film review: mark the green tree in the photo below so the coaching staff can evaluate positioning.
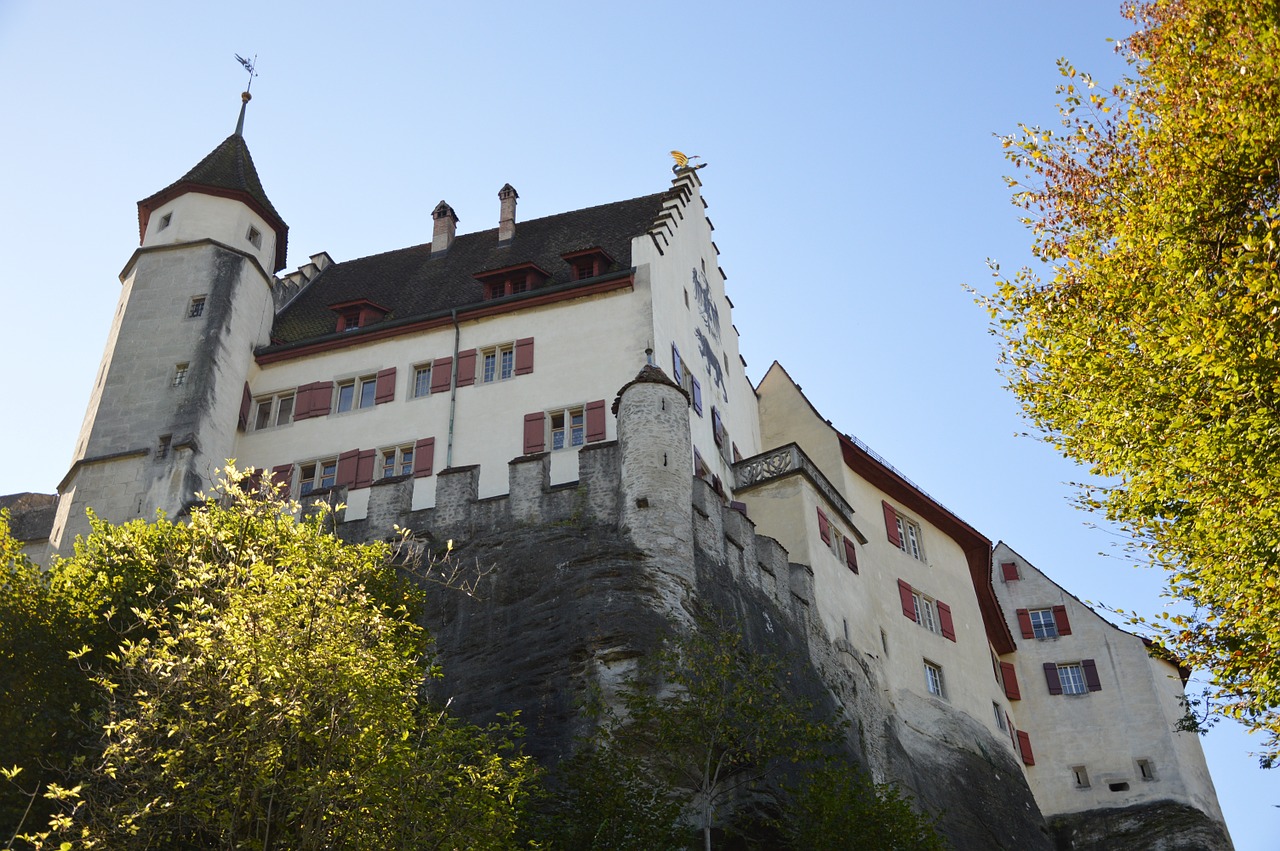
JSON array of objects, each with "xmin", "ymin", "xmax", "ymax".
[
  {"xmin": 984, "ymin": 0, "xmax": 1280, "ymax": 763},
  {"xmin": 780, "ymin": 764, "xmax": 946, "ymax": 851},
  {"xmin": 602, "ymin": 614, "xmax": 841, "ymax": 851},
  {"xmin": 3, "ymin": 471, "xmax": 536, "ymax": 849}
]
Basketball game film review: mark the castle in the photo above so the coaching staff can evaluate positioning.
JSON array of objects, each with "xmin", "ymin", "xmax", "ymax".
[{"xmin": 3, "ymin": 97, "xmax": 1231, "ymax": 849}]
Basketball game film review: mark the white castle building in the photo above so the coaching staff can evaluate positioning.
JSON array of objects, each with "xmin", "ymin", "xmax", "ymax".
[{"xmin": 4, "ymin": 98, "xmax": 1230, "ymax": 849}]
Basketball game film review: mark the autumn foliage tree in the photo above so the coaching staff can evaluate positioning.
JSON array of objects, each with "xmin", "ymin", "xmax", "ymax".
[
  {"xmin": 1, "ymin": 471, "xmax": 535, "ymax": 849},
  {"xmin": 985, "ymin": 0, "xmax": 1280, "ymax": 762}
]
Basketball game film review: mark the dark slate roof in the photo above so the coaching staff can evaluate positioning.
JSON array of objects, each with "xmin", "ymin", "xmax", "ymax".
[
  {"xmin": 267, "ymin": 192, "xmax": 667, "ymax": 347},
  {"xmin": 138, "ymin": 134, "xmax": 289, "ymax": 271},
  {"xmin": 0, "ymin": 492, "xmax": 57, "ymax": 543},
  {"xmin": 146, "ymin": 134, "xmax": 284, "ymax": 224}
]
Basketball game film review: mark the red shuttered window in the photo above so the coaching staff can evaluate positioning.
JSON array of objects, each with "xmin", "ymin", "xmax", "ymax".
[
  {"xmin": 430, "ymin": 357, "xmax": 453, "ymax": 394},
  {"xmin": 1000, "ymin": 661, "xmax": 1021, "ymax": 701},
  {"xmin": 412, "ymin": 437, "xmax": 435, "ymax": 478},
  {"xmin": 1001, "ymin": 561, "xmax": 1019, "ymax": 582},
  {"xmin": 1017, "ymin": 730, "xmax": 1035, "ymax": 766},
  {"xmin": 585, "ymin": 400, "xmax": 607, "ymax": 443},
  {"xmin": 843, "ymin": 537, "xmax": 859, "ymax": 573},
  {"xmin": 883, "ymin": 501, "xmax": 901, "ymax": 548},
  {"xmin": 523, "ymin": 412, "xmax": 546, "ymax": 454},
  {"xmin": 937, "ymin": 601, "xmax": 956, "ymax": 642},
  {"xmin": 816, "ymin": 507, "xmax": 831, "ymax": 544},
  {"xmin": 898, "ymin": 579, "xmax": 916, "ymax": 621},
  {"xmin": 514, "ymin": 337, "xmax": 535, "ymax": 375},
  {"xmin": 374, "ymin": 367, "xmax": 397, "ymax": 404}
]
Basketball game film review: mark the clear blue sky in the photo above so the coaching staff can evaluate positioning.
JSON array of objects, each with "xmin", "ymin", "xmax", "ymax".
[{"xmin": 0, "ymin": 1, "xmax": 1272, "ymax": 846}]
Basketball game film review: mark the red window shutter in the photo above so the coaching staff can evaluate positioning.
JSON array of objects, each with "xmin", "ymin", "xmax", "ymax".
[
  {"xmin": 585, "ymin": 400, "xmax": 607, "ymax": 442},
  {"xmin": 293, "ymin": 384, "xmax": 312, "ymax": 419},
  {"xmin": 843, "ymin": 537, "xmax": 858, "ymax": 573},
  {"xmin": 1082, "ymin": 658, "xmax": 1102, "ymax": 692},
  {"xmin": 456, "ymin": 349, "xmax": 477, "ymax": 387},
  {"xmin": 523, "ymin": 412, "xmax": 546, "ymax": 454},
  {"xmin": 1001, "ymin": 561, "xmax": 1019, "ymax": 582},
  {"xmin": 1043, "ymin": 662, "xmax": 1063, "ymax": 695},
  {"xmin": 310, "ymin": 381, "xmax": 334, "ymax": 418},
  {"xmin": 897, "ymin": 579, "xmax": 916, "ymax": 621},
  {"xmin": 413, "ymin": 437, "xmax": 435, "ymax": 478},
  {"xmin": 374, "ymin": 367, "xmax": 397, "ymax": 404},
  {"xmin": 882, "ymin": 501, "xmax": 901, "ymax": 547},
  {"xmin": 336, "ymin": 449, "xmax": 360, "ymax": 488},
  {"xmin": 816, "ymin": 508, "xmax": 831, "ymax": 544},
  {"xmin": 270, "ymin": 463, "xmax": 293, "ymax": 488},
  {"xmin": 514, "ymin": 337, "xmax": 535, "ymax": 375},
  {"xmin": 1016, "ymin": 608, "xmax": 1034, "ymax": 639},
  {"xmin": 238, "ymin": 382, "xmax": 253, "ymax": 430},
  {"xmin": 430, "ymin": 357, "xmax": 453, "ymax": 394},
  {"xmin": 354, "ymin": 449, "xmax": 376, "ymax": 488},
  {"xmin": 1052, "ymin": 605, "xmax": 1072, "ymax": 636},
  {"xmin": 1016, "ymin": 730, "xmax": 1035, "ymax": 766},
  {"xmin": 1000, "ymin": 661, "xmax": 1021, "ymax": 701},
  {"xmin": 938, "ymin": 601, "xmax": 956, "ymax": 642}
]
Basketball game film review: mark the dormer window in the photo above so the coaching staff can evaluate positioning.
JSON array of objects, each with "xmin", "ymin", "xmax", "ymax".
[
  {"xmin": 329, "ymin": 299, "xmax": 389, "ymax": 334},
  {"xmin": 475, "ymin": 263, "xmax": 551, "ymax": 300},
  {"xmin": 246, "ymin": 225, "xmax": 263, "ymax": 248},
  {"xmin": 561, "ymin": 247, "xmax": 615, "ymax": 281}
]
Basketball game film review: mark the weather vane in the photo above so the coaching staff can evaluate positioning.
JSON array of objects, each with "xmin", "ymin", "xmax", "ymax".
[
  {"xmin": 670, "ymin": 150, "xmax": 707, "ymax": 174},
  {"xmin": 235, "ymin": 53, "xmax": 258, "ymax": 92}
]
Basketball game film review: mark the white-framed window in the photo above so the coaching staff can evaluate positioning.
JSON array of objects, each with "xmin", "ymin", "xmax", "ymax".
[
  {"xmin": 896, "ymin": 514, "xmax": 924, "ymax": 560},
  {"xmin": 1029, "ymin": 608, "xmax": 1059, "ymax": 639},
  {"xmin": 412, "ymin": 364, "xmax": 432, "ymax": 398},
  {"xmin": 1057, "ymin": 663, "xmax": 1087, "ymax": 695},
  {"xmin": 550, "ymin": 406, "xmax": 585, "ymax": 451},
  {"xmin": 994, "ymin": 702, "xmax": 1007, "ymax": 731},
  {"xmin": 481, "ymin": 344, "xmax": 515, "ymax": 383},
  {"xmin": 158, "ymin": 212, "xmax": 172, "ymax": 231},
  {"xmin": 188, "ymin": 295, "xmax": 206, "ymax": 318},
  {"xmin": 172, "ymin": 363, "xmax": 189, "ymax": 387},
  {"xmin": 336, "ymin": 375, "xmax": 377, "ymax": 413},
  {"xmin": 246, "ymin": 225, "xmax": 263, "ymax": 248},
  {"xmin": 924, "ymin": 660, "xmax": 945, "ymax": 698},
  {"xmin": 912, "ymin": 591, "xmax": 939, "ymax": 635},
  {"xmin": 379, "ymin": 445, "xmax": 415, "ymax": 479},
  {"xmin": 253, "ymin": 392, "xmax": 295, "ymax": 430},
  {"xmin": 298, "ymin": 459, "xmax": 337, "ymax": 496}
]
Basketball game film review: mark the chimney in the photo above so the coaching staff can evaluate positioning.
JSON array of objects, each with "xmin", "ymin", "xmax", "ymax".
[
  {"xmin": 432, "ymin": 201, "xmax": 457, "ymax": 254},
  {"xmin": 498, "ymin": 184, "xmax": 518, "ymax": 243}
]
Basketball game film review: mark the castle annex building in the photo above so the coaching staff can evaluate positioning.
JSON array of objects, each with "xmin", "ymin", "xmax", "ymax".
[{"xmin": 6, "ymin": 105, "xmax": 1231, "ymax": 849}]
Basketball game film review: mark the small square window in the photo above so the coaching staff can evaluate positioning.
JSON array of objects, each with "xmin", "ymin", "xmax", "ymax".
[
  {"xmin": 912, "ymin": 592, "xmax": 939, "ymax": 635},
  {"xmin": 246, "ymin": 225, "xmax": 263, "ymax": 248},
  {"xmin": 172, "ymin": 363, "xmax": 189, "ymax": 387},
  {"xmin": 336, "ymin": 376, "xmax": 376, "ymax": 413},
  {"xmin": 1072, "ymin": 765, "xmax": 1090, "ymax": 788},
  {"xmin": 298, "ymin": 459, "xmax": 337, "ymax": 496},
  {"xmin": 159, "ymin": 212, "xmax": 172, "ymax": 231},
  {"xmin": 188, "ymin": 296, "xmax": 206, "ymax": 318},
  {"xmin": 1136, "ymin": 759, "xmax": 1156, "ymax": 781},
  {"xmin": 924, "ymin": 660, "xmax": 945, "ymax": 698},
  {"xmin": 155, "ymin": 434, "xmax": 172, "ymax": 460}
]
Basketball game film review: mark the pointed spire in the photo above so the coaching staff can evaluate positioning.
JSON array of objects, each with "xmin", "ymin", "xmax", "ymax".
[{"xmin": 235, "ymin": 91, "xmax": 251, "ymax": 137}]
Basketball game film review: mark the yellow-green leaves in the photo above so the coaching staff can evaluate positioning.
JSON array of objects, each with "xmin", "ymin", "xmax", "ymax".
[{"xmin": 984, "ymin": 0, "xmax": 1280, "ymax": 765}]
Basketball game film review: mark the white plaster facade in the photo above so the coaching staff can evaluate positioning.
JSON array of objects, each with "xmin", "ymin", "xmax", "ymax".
[{"xmin": 992, "ymin": 542, "xmax": 1226, "ymax": 823}]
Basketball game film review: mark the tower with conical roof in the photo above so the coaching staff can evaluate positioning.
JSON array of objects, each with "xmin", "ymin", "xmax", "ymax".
[{"xmin": 48, "ymin": 92, "xmax": 288, "ymax": 554}]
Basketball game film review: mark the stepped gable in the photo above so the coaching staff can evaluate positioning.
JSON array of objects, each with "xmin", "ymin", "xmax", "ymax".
[
  {"xmin": 137, "ymin": 134, "xmax": 289, "ymax": 271},
  {"xmin": 266, "ymin": 192, "xmax": 667, "ymax": 347}
]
